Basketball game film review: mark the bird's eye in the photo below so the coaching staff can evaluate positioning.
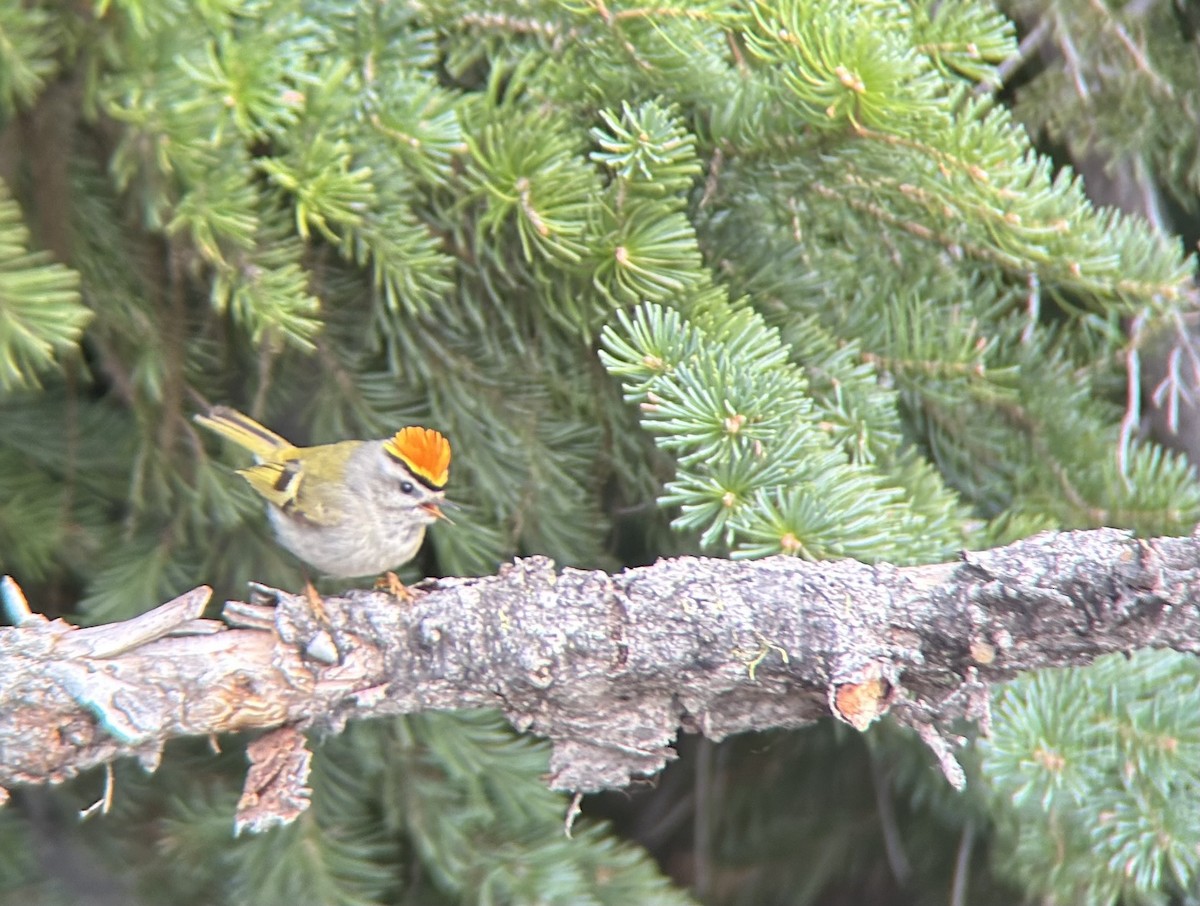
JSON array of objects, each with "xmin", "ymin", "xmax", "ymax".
[{"xmin": 399, "ymin": 480, "xmax": 415, "ymax": 494}]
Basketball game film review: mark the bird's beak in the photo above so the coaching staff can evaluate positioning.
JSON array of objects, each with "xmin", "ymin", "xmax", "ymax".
[{"xmin": 420, "ymin": 499, "xmax": 457, "ymax": 524}]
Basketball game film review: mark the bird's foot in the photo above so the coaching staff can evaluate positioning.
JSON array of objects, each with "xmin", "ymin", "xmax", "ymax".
[{"xmin": 375, "ymin": 571, "xmax": 412, "ymax": 602}]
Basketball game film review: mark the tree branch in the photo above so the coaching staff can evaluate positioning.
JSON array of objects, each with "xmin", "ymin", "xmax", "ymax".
[{"xmin": 3, "ymin": 527, "xmax": 1199, "ymax": 829}]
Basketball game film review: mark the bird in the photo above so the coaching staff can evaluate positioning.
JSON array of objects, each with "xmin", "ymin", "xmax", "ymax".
[{"xmin": 194, "ymin": 406, "xmax": 450, "ymax": 590}]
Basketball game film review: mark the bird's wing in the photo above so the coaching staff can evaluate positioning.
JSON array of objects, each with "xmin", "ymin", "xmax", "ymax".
[{"xmin": 235, "ymin": 441, "xmax": 361, "ymax": 526}]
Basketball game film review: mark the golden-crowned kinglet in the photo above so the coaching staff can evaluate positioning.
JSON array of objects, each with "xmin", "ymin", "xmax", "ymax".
[{"xmin": 195, "ymin": 406, "xmax": 451, "ymax": 578}]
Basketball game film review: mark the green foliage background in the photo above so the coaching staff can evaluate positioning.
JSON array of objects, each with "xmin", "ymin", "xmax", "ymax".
[{"xmin": 1, "ymin": 1, "xmax": 1199, "ymax": 903}]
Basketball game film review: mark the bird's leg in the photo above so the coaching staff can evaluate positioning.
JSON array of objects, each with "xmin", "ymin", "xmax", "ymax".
[
  {"xmin": 296, "ymin": 572, "xmax": 345, "ymax": 664},
  {"xmin": 302, "ymin": 573, "xmax": 330, "ymax": 625}
]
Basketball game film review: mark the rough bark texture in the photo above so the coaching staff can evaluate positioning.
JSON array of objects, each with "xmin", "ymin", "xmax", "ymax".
[{"xmin": 2, "ymin": 527, "xmax": 1199, "ymax": 828}]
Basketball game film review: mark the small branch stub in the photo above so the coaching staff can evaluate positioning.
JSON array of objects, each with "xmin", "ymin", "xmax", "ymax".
[
  {"xmin": 236, "ymin": 725, "xmax": 314, "ymax": 833},
  {"xmin": 831, "ymin": 662, "xmax": 898, "ymax": 733}
]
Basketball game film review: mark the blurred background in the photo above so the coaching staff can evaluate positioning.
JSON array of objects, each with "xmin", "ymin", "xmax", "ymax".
[{"xmin": 2, "ymin": 1, "xmax": 1200, "ymax": 903}]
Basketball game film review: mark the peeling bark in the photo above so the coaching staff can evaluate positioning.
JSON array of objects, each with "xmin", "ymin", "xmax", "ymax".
[{"xmin": 2, "ymin": 527, "xmax": 1198, "ymax": 828}]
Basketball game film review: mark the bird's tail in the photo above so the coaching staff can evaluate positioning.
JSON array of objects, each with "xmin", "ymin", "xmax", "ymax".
[{"xmin": 194, "ymin": 406, "xmax": 293, "ymax": 458}]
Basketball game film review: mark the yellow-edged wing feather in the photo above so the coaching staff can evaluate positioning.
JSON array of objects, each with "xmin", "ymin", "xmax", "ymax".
[
  {"xmin": 196, "ymin": 407, "xmax": 358, "ymax": 525},
  {"xmin": 194, "ymin": 406, "xmax": 295, "ymax": 458},
  {"xmin": 235, "ymin": 441, "xmax": 360, "ymax": 525}
]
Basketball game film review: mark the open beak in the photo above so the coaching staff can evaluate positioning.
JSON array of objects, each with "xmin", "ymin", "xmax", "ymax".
[{"xmin": 420, "ymin": 499, "xmax": 457, "ymax": 524}]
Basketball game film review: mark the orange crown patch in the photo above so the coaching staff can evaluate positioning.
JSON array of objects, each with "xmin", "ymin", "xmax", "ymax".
[{"xmin": 384, "ymin": 426, "xmax": 451, "ymax": 488}]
